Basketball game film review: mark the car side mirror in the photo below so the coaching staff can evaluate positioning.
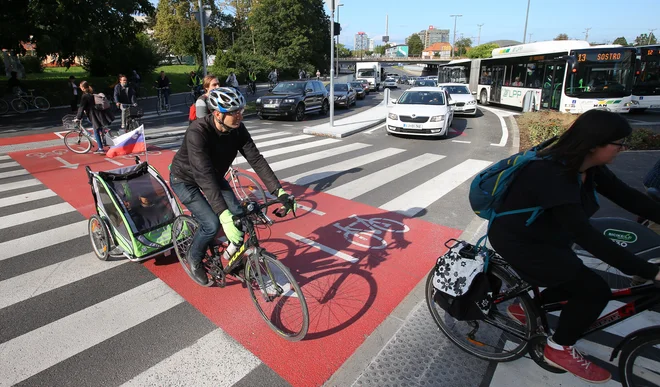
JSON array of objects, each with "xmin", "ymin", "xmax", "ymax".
[
  {"xmin": 472, "ymin": 91, "xmax": 477, "ymax": 95},
  {"xmin": 449, "ymin": 100, "xmax": 456, "ymax": 105},
  {"xmin": 390, "ymin": 98, "xmax": 397, "ymax": 104},
  {"xmin": 306, "ymin": 88, "xmax": 313, "ymax": 92}
]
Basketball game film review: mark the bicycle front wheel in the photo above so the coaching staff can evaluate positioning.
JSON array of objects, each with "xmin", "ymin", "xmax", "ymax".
[
  {"xmin": 0, "ymin": 99, "xmax": 8, "ymax": 115},
  {"xmin": 426, "ymin": 264, "xmax": 535, "ymax": 362},
  {"xmin": 11, "ymin": 98, "xmax": 28, "ymax": 113},
  {"xmin": 34, "ymin": 96, "xmax": 50, "ymax": 111},
  {"xmin": 619, "ymin": 329, "xmax": 660, "ymax": 387},
  {"xmin": 246, "ymin": 251, "xmax": 309, "ymax": 341},
  {"xmin": 64, "ymin": 130, "xmax": 92, "ymax": 154}
]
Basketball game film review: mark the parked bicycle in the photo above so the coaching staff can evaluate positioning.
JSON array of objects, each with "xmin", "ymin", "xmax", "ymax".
[
  {"xmin": 426, "ymin": 238, "xmax": 660, "ymax": 387},
  {"xmin": 10, "ymin": 89, "xmax": 50, "ymax": 113},
  {"xmin": 171, "ymin": 196, "xmax": 309, "ymax": 341},
  {"xmin": 154, "ymin": 86, "xmax": 170, "ymax": 115}
]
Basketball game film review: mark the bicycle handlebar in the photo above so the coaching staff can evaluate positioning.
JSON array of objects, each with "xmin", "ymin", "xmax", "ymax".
[{"xmin": 232, "ymin": 195, "xmax": 295, "ymax": 226}]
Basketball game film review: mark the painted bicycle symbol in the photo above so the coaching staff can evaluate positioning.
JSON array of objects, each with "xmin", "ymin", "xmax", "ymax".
[
  {"xmin": 333, "ymin": 214, "xmax": 410, "ymax": 250},
  {"xmin": 26, "ymin": 149, "xmax": 68, "ymax": 158},
  {"xmin": 119, "ymin": 150, "xmax": 162, "ymax": 160}
]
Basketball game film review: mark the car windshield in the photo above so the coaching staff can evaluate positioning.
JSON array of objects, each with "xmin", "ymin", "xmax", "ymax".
[
  {"xmin": 414, "ymin": 80, "xmax": 437, "ymax": 87},
  {"xmin": 398, "ymin": 91, "xmax": 445, "ymax": 105},
  {"xmin": 331, "ymin": 84, "xmax": 348, "ymax": 91},
  {"xmin": 272, "ymin": 82, "xmax": 305, "ymax": 93},
  {"xmin": 358, "ymin": 69, "xmax": 375, "ymax": 77},
  {"xmin": 443, "ymin": 85, "xmax": 470, "ymax": 94},
  {"xmin": 565, "ymin": 48, "xmax": 634, "ymax": 98},
  {"xmin": 350, "ymin": 83, "xmax": 363, "ymax": 88}
]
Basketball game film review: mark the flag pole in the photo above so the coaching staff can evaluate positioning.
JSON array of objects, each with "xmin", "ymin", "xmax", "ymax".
[{"xmin": 142, "ymin": 125, "xmax": 149, "ymax": 165}]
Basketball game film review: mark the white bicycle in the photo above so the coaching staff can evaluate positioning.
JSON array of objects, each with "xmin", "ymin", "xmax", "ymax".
[{"xmin": 333, "ymin": 214, "xmax": 409, "ymax": 250}]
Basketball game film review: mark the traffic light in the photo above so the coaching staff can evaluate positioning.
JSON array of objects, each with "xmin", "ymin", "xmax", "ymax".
[{"xmin": 334, "ymin": 22, "xmax": 341, "ymax": 36}]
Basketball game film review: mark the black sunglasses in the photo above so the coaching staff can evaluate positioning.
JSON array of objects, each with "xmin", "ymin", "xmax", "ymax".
[{"xmin": 609, "ymin": 141, "xmax": 627, "ymax": 149}]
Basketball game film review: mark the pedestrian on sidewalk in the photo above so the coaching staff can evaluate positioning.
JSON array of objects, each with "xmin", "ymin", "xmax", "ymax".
[
  {"xmin": 68, "ymin": 75, "xmax": 79, "ymax": 112},
  {"xmin": 316, "ymin": 69, "xmax": 320, "ymax": 80}
]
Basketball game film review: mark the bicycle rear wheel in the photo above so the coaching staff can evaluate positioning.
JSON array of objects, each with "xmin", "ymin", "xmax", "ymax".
[
  {"xmin": 426, "ymin": 264, "xmax": 535, "ymax": 362},
  {"xmin": 64, "ymin": 130, "xmax": 92, "ymax": 154},
  {"xmin": 246, "ymin": 251, "xmax": 309, "ymax": 341},
  {"xmin": 11, "ymin": 98, "xmax": 28, "ymax": 113},
  {"xmin": 171, "ymin": 215, "xmax": 214, "ymax": 287},
  {"xmin": 34, "ymin": 96, "xmax": 50, "ymax": 111},
  {"xmin": 0, "ymin": 99, "xmax": 9, "ymax": 115}
]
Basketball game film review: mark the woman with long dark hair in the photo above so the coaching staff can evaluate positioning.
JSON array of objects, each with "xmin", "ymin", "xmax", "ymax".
[
  {"xmin": 489, "ymin": 109, "xmax": 660, "ymax": 383},
  {"xmin": 75, "ymin": 81, "xmax": 114, "ymax": 154}
]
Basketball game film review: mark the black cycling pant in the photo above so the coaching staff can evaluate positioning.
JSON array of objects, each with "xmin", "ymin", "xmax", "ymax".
[{"xmin": 540, "ymin": 265, "xmax": 611, "ymax": 346}]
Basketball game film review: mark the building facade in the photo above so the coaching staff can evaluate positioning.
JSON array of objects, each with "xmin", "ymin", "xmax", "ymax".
[
  {"xmin": 354, "ymin": 32, "xmax": 369, "ymax": 51},
  {"xmin": 417, "ymin": 26, "xmax": 450, "ymax": 47}
]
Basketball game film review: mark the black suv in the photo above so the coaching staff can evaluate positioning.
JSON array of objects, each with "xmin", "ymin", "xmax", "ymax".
[{"xmin": 256, "ymin": 80, "xmax": 329, "ymax": 121}]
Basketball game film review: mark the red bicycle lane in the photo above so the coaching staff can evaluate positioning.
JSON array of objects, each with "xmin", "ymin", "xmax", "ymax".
[{"xmin": 11, "ymin": 145, "xmax": 462, "ymax": 386}]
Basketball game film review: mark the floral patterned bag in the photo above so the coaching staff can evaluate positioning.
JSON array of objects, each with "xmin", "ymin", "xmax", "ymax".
[{"xmin": 431, "ymin": 239, "xmax": 500, "ymax": 321}]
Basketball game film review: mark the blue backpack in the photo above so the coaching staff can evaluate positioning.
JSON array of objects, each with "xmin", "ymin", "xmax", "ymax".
[{"xmin": 469, "ymin": 136, "xmax": 558, "ymax": 230}]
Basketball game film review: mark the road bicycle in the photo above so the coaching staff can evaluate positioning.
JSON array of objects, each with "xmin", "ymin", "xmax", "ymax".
[
  {"xmin": 333, "ymin": 214, "xmax": 409, "ymax": 249},
  {"xmin": 61, "ymin": 114, "xmax": 120, "ymax": 154},
  {"xmin": 245, "ymin": 81, "xmax": 257, "ymax": 97},
  {"xmin": 171, "ymin": 197, "xmax": 309, "ymax": 341},
  {"xmin": 10, "ymin": 89, "xmax": 50, "ymax": 113},
  {"xmin": 426, "ymin": 239, "xmax": 660, "ymax": 387},
  {"xmin": 154, "ymin": 86, "xmax": 170, "ymax": 116}
]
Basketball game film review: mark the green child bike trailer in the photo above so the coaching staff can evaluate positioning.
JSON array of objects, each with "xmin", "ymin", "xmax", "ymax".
[
  {"xmin": 469, "ymin": 136, "xmax": 557, "ymax": 227},
  {"xmin": 85, "ymin": 159, "xmax": 183, "ymax": 261}
]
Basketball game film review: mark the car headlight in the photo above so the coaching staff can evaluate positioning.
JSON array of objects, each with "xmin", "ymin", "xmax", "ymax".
[
  {"xmin": 468, "ymin": 100, "xmax": 477, "ymax": 105},
  {"xmin": 256, "ymin": 98, "xmax": 261, "ymax": 103},
  {"xmin": 283, "ymin": 98, "xmax": 295, "ymax": 103},
  {"xmin": 338, "ymin": 96, "xmax": 346, "ymax": 100},
  {"xmin": 430, "ymin": 115, "xmax": 445, "ymax": 122},
  {"xmin": 388, "ymin": 113, "xmax": 398, "ymax": 120}
]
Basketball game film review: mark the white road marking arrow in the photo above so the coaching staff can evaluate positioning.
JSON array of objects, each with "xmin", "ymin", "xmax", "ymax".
[{"xmin": 54, "ymin": 157, "xmax": 79, "ymax": 169}]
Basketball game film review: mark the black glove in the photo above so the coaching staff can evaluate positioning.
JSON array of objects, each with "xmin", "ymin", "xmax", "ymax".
[{"xmin": 273, "ymin": 188, "xmax": 296, "ymax": 218}]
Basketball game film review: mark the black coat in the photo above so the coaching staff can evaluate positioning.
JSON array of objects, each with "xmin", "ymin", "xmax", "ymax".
[
  {"xmin": 76, "ymin": 92, "xmax": 115, "ymax": 129},
  {"xmin": 169, "ymin": 115, "xmax": 281, "ymax": 215}
]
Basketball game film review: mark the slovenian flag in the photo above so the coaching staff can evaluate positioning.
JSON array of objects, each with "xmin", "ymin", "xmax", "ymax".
[{"xmin": 106, "ymin": 125, "xmax": 146, "ymax": 158}]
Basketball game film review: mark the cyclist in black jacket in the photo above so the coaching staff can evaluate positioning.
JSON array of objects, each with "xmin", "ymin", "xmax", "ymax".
[
  {"xmin": 169, "ymin": 87, "xmax": 296, "ymax": 284},
  {"xmin": 490, "ymin": 109, "xmax": 660, "ymax": 383}
]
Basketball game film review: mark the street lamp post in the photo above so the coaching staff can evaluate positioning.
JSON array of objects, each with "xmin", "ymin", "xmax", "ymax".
[
  {"xmin": 522, "ymin": 0, "xmax": 531, "ymax": 43},
  {"xmin": 450, "ymin": 14, "xmax": 462, "ymax": 58},
  {"xmin": 198, "ymin": 0, "xmax": 207, "ymax": 76},
  {"xmin": 336, "ymin": 3, "xmax": 343, "ymax": 77},
  {"xmin": 330, "ymin": 3, "xmax": 335, "ymax": 127}
]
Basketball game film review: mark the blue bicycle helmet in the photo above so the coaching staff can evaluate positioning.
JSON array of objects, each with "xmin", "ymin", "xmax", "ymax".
[{"xmin": 207, "ymin": 87, "xmax": 246, "ymax": 113}]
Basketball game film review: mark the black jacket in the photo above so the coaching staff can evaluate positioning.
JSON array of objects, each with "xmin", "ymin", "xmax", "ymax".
[
  {"xmin": 76, "ymin": 92, "xmax": 114, "ymax": 129},
  {"xmin": 113, "ymin": 84, "xmax": 136, "ymax": 105},
  {"xmin": 169, "ymin": 115, "xmax": 282, "ymax": 214}
]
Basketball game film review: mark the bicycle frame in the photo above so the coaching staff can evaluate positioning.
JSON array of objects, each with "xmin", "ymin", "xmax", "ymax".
[{"xmin": 484, "ymin": 263, "xmax": 660, "ymax": 344}]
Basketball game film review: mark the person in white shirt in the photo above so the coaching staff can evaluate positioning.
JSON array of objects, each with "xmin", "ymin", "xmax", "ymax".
[{"xmin": 226, "ymin": 72, "xmax": 239, "ymax": 91}]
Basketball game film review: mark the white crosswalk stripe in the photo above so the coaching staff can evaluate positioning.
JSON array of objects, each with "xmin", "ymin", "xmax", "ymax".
[
  {"xmin": 2, "ymin": 129, "xmax": 656, "ymax": 387},
  {"xmin": 380, "ymin": 159, "xmax": 492, "ymax": 217}
]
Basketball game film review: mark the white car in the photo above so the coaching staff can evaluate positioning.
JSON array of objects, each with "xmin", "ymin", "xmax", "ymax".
[
  {"xmin": 383, "ymin": 78, "xmax": 398, "ymax": 88},
  {"xmin": 386, "ymin": 87, "xmax": 455, "ymax": 137},
  {"xmin": 438, "ymin": 83, "xmax": 478, "ymax": 115}
]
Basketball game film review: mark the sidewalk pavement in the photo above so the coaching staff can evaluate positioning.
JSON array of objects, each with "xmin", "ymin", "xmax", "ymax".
[{"xmin": 303, "ymin": 89, "xmax": 390, "ymax": 138}]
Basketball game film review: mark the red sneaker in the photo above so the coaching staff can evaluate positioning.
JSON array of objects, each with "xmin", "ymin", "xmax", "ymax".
[
  {"xmin": 506, "ymin": 304, "xmax": 527, "ymax": 326},
  {"xmin": 544, "ymin": 340, "xmax": 611, "ymax": 383}
]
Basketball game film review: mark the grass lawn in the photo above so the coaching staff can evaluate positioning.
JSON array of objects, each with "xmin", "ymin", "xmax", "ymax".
[{"xmin": 9, "ymin": 65, "xmax": 197, "ymax": 107}]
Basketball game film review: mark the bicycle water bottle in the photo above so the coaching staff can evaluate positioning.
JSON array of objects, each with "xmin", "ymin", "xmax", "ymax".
[{"xmin": 223, "ymin": 242, "xmax": 241, "ymax": 261}]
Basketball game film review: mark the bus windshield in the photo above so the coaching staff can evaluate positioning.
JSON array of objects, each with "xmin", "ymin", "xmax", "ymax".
[
  {"xmin": 634, "ymin": 47, "xmax": 660, "ymax": 96},
  {"xmin": 438, "ymin": 66, "xmax": 469, "ymax": 84},
  {"xmin": 565, "ymin": 48, "xmax": 634, "ymax": 98},
  {"xmin": 358, "ymin": 69, "xmax": 376, "ymax": 77}
]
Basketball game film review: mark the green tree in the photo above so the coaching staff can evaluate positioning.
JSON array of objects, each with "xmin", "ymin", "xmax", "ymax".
[
  {"xmin": 373, "ymin": 45, "xmax": 386, "ymax": 55},
  {"xmin": 455, "ymin": 37, "xmax": 472, "ymax": 57},
  {"xmin": 467, "ymin": 43, "xmax": 499, "ymax": 58},
  {"xmin": 406, "ymin": 34, "xmax": 424, "ymax": 56},
  {"xmin": 336, "ymin": 43, "xmax": 352, "ymax": 58},
  {"xmin": 612, "ymin": 36, "xmax": 629, "ymax": 46},
  {"xmin": 634, "ymin": 33, "xmax": 657, "ymax": 46},
  {"xmin": 554, "ymin": 33, "xmax": 569, "ymax": 40},
  {"xmin": 25, "ymin": 0, "xmax": 156, "ymax": 76}
]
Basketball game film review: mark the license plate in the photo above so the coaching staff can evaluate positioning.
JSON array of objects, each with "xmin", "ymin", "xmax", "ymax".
[
  {"xmin": 264, "ymin": 104, "xmax": 277, "ymax": 108},
  {"xmin": 402, "ymin": 123, "xmax": 423, "ymax": 129}
]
